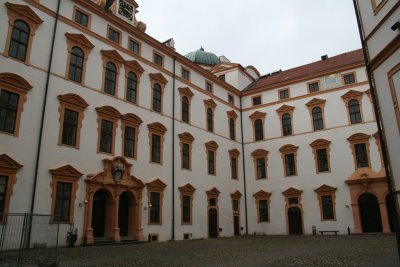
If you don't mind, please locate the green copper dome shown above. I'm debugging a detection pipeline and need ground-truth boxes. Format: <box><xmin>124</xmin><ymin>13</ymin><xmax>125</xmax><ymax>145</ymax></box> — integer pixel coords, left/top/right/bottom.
<box><xmin>185</xmin><ymin>47</ymin><xmax>220</xmax><ymax>66</ymax></box>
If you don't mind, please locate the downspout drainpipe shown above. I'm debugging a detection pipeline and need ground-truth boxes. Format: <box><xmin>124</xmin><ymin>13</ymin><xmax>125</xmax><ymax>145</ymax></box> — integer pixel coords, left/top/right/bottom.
<box><xmin>239</xmin><ymin>95</ymin><xmax>248</xmax><ymax>235</ymax></box>
<box><xmin>171</xmin><ymin>56</ymin><xmax>176</xmax><ymax>241</ymax></box>
<box><xmin>28</xmin><ymin>0</ymin><xmax>61</xmax><ymax>246</ymax></box>
<box><xmin>353</xmin><ymin>0</ymin><xmax>400</xmax><ymax>261</ymax></box>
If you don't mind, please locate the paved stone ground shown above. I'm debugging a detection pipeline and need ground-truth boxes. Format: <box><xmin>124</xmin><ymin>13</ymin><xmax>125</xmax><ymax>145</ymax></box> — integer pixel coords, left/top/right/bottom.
<box><xmin>0</xmin><ymin>235</ymin><xmax>398</xmax><ymax>267</ymax></box>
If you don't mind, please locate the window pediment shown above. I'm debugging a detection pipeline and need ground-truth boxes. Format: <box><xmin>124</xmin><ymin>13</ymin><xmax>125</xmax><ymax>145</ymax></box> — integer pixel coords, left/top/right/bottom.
<box><xmin>125</xmin><ymin>60</ymin><xmax>145</xmax><ymax>74</ymax></box>
<box><xmin>206</xmin><ymin>187</ymin><xmax>220</xmax><ymax>198</ymax></box>
<box><xmin>347</xmin><ymin>133</ymin><xmax>370</xmax><ymax>143</ymax></box>
<box><xmin>204</xmin><ymin>99</ymin><xmax>217</xmax><ymax>109</ymax></box>
<box><xmin>310</xmin><ymin>139</ymin><xmax>331</xmax><ymax>149</ymax></box>
<box><xmin>276</xmin><ymin>104</ymin><xmax>295</xmax><ymax>114</ymax></box>
<box><xmin>149</xmin><ymin>73</ymin><xmax>168</xmax><ymax>85</ymax></box>
<box><xmin>147</xmin><ymin>122</ymin><xmax>167</xmax><ymax>135</ymax></box>
<box><xmin>253</xmin><ymin>190</ymin><xmax>271</xmax><ymax>199</ymax></box>
<box><xmin>178</xmin><ymin>132</ymin><xmax>194</xmax><ymax>143</ymax></box>
<box><xmin>6</xmin><ymin>2</ymin><xmax>43</xmax><ymax>26</ymax></box>
<box><xmin>305</xmin><ymin>98</ymin><xmax>326</xmax><ymax>108</ymax></box>
<box><xmin>205</xmin><ymin>141</ymin><xmax>218</xmax><ymax>151</ymax></box>
<box><xmin>95</xmin><ymin>106</ymin><xmax>121</xmax><ymax>119</ymax></box>
<box><xmin>49</xmin><ymin>165</ymin><xmax>82</xmax><ymax>180</ymax></box>
<box><xmin>341</xmin><ymin>90</ymin><xmax>363</xmax><ymax>101</ymax></box>
<box><xmin>227</xmin><ymin>110</ymin><xmax>238</xmax><ymax>119</ymax></box>
<box><xmin>249</xmin><ymin>111</ymin><xmax>266</xmax><ymax>121</ymax></box>
<box><xmin>178</xmin><ymin>87</ymin><xmax>194</xmax><ymax>98</ymax></box>
<box><xmin>314</xmin><ymin>184</ymin><xmax>337</xmax><ymax>193</ymax></box>
<box><xmin>65</xmin><ymin>33</ymin><xmax>94</xmax><ymax>50</ymax></box>
<box><xmin>0</xmin><ymin>73</ymin><xmax>32</xmax><ymax>92</ymax></box>
<box><xmin>58</xmin><ymin>93</ymin><xmax>89</xmax><ymax>110</ymax></box>
<box><xmin>121</xmin><ymin>113</ymin><xmax>143</xmax><ymax>126</ymax></box>
<box><xmin>0</xmin><ymin>154</ymin><xmax>23</xmax><ymax>171</ymax></box>
<box><xmin>251</xmin><ymin>149</ymin><xmax>268</xmax><ymax>157</ymax></box>
<box><xmin>146</xmin><ymin>178</ymin><xmax>167</xmax><ymax>191</ymax></box>
<box><xmin>100</xmin><ymin>50</ymin><xmax>125</xmax><ymax>64</ymax></box>
<box><xmin>279</xmin><ymin>144</ymin><xmax>298</xmax><ymax>153</ymax></box>
<box><xmin>178</xmin><ymin>183</ymin><xmax>196</xmax><ymax>194</ymax></box>
<box><xmin>282</xmin><ymin>187</ymin><xmax>302</xmax><ymax>197</ymax></box>
<box><xmin>231</xmin><ymin>190</ymin><xmax>242</xmax><ymax>199</ymax></box>
<box><xmin>228</xmin><ymin>149</ymin><xmax>240</xmax><ymax>157</ymax></box>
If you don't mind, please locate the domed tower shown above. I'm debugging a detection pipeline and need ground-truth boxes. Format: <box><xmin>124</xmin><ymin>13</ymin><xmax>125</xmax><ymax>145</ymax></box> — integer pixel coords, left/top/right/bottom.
<box><xmin>185</xmin><ymin>47</ymin><xmax>220</xmax><ymax>70</ymax></box>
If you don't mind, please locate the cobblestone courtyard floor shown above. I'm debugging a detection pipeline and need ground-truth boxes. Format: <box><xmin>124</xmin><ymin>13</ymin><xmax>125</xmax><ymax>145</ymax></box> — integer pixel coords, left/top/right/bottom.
<box><xmin>0</xmin><ymin>235</ymin><xmax>398</xmax><ymax>267</ymax></box>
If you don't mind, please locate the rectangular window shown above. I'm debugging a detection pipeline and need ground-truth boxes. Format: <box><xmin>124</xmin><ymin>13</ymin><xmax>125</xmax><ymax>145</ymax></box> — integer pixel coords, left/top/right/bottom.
<box><xmin>219</xmin><ymin>74</ymin><xmax>226</xmax><ymax>81</ymax></box>
<box><xmin>279</xmin><ymin>89</ymin><xmax>289</xmax><ymax>100</ymax></box>
<box><xmin>54</xmin><ymin>182</ymin><xmax>72</xmax><ymax>222</ymax></box>
<box><xmin>233</xmin><ymin>199</ymin><xmax>239</xmax><ymax>214</ymax></box>
<box><xmin>108</xmin><ymin>27</ymin><xmax>120</xmax><ymax>44</ymax></box>
<box><xmin>316</xmin><ymin>149</ymin><xmax>329</xmax><ymax>172</ymax></box>
<box><xmin>259</xmin><ymin>200</ymin><xmax>268</xmax><ymax>222</ymax></box>
<box><xmin>252</xmin><ymin>96</ymin><xmax>262</xmax><ymax>106</ymax></box>
<box><xmin>321</xmin><ymin>195</ymin><xmax>334</xmax><ymax>220</ymax></box>
<box><xmin>355</xmin><ymin>143</ymin><xmax>369</xmax><ymax>168</ymax></box>
<box><xmin>256</xmin><ymin>158</ymin><xmax>266</xmax><ymax>179</ymax></box>
<box><xmin>0</xmin><ymin>90</ymin><xmax>19</xmax><ymax>134</ymax></box>
<box><xmin>154</xmin><ymin>52</ymin><xmax>163</xmax><ymax>66</ymax></box>
<box><xmin>343</xmin><ymin>73</ymin><xmax>355</xmax><ymax>85</ymax></box>
<box><xmin>182</xmin><ymin>195</ymin><xmax>191</xmax><ymax>224</ymax></box>
<box><xmin>151</xmin><ymin>134</ymin><xmax>161</xmax><ymax>163</ymax></box>
<box><xmin>308</xmin><ymin>82</ymin><xmax>319</xmax><ymax>93</ymax></box>
<box><xmin>208</xmin><ymin>150</ymin><xmax>215</xmax><ymax>175</ymax></box>
<box><xmin>181</xmin><ymin>68</ymin><xmax>190</xmax><ymax>80</ymax></box>
<box><xmin>74</xmin><ymin>9</ymin><xmax>89</xmax><ymax>27</ymax></box>
<box><xmin>285</xmin><ymin>153</ymin><xmax>296</xmax><ymax>176</ymax></box>
<box><xmin>0</xmin><ymin>176</ymin><xmax>8</xmax><ymax>214</ymax></box>
<box><xmin>231</xmin><ymin>157</ymin><xmax>238</xmax><ymax>179</ymax></box>
<box><xmin>61</xmin><ymin>108</ymin><xmax>78</xmax><ymax>146</ymax></box>
<box><xmin>128</xmin><ymin>39</ymin><xmax>140</xmax><ymax>54</ymax></box>
<box><xmin>150</xmin><ymin>192</ymin><xmax>160</xmax><ymax>224</ymax></box>
<box><xmin>206</xmin><ymin>82</ymin><xmax>213</xmax><ymax>93</ymax></box>
<box><xmin>228</xmin><ymin>94</ymin><xmax>234</xmax><ymax>105</ymax></box>
<box><xmin>288</xmin><ymin>197</ymin><xmax>298</xmax><ymax>205</ymax></box>
<box><xmin>123</xmin><ymin>126</ymin><xmax>135</xmax><ymax>158</ymax></box>
<box><xmin>182</xmin><ymin>143</ymin><xmax>190</xmax><ymax>169</ymax></box>
<box><xmin>100</xmin><ymin>119</ymin><xmax>113</xmax><ymax>153</ymax></box>
<box><xmin>209</xmin><ymin>198</ymin><xmax>216</xmax><ymax>206</ymax></box>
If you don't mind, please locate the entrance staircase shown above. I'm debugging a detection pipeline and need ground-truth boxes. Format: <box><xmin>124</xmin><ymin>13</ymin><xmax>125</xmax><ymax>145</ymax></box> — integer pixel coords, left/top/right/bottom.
<box><xmin>91</xmin><ymin>237</ymin><xmax>146</xmax><ymax>246</ymax></box>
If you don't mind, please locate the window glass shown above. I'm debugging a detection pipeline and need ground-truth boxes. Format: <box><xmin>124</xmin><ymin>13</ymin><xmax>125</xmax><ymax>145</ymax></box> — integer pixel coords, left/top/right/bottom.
<box><xmin>285</xmin><ymin>153</ymin><xmax>296</xmax><ymax>176</ymax></box>
<box><xmin>153</xmin><ymin>83</ymin><xmax>162</xmax><ymax>112</ymax></box>
<box><xmin>126</xmin><ymin>72</ymin><xmax>137</xmax><ymax>103</ymax></box>
<box><xmin>124</xmin><ymin>126</ymin><xmax>135</xmax><ymax>158</ymax></box>
<box><xmin>129</xmin><ymin>39</ymin><xmax>139</xmax><ymax>54</ymax></box>
<box><xmin>207</xmin><ymin>108</ymin><xmax>213</xmax><ymax>132</ymax></box>
<box><xmin>100</xmin><ymin>119</ymin><xmax>113</xmax><ymax>153</ymax></box>
<box><xmin>182</xmin><ymin>143</ymin><xmax>190</xmax><ymax>169</ymax></box>
<box><xmin>348</xmin><ymin>99</ymin><xmax>361</xmax><ymax>124</ymax></box>
<box><xmin>252</xmin><ymin>96</ymin><xmax>261</xmax><ymax>106</ymax></box>
<box><xmin>256</xmin><ymin>158</ymin><xmax>266</xmax><ymax>179</ymax></box>
<box><xmin>154</xmin><ymin>53</ymin><xmax>163</xmax><ymax>66</ymax></box>
<box><xmin>62</xmin><ymin>108</ymin><xmax>78</xmax><ymax>146</ymax></box>
<box><xmin>229</xmin><ymin>118</ymin><xmax>235</xmax><ymax>140</ymax></box>
<box><xmin>279</xmin><ymin>89</ymin><xmax>289</xmax><ymax>100</ymax></box>
<box><xmin>344</xmin><ymin>74</ymin><xmax>355</xmax><ymax>85</ymax></box>
<box><xmin>182</xmin><ymin>96</ymin><xmax>189</xmax><ymax>123</ymax></box>
<box><xmin>108</xmin><ymin>27</ymin><xmax>120</xmax><ymax>44</ymax></box>
<box><xmin>150</xmin><ymin>192</ymin><xmax>160</xmax><ymax>223</ymax></box>
<box><xmin>282</xmin><ymin>113</ymin><xmax>292</xmax><ymax>136</ymax></box>
<box><xmin>355</xmin><ymin>143</ymin><xmax>369</xmax><ymax>168</ymax></box>
<box><xmin>182</xmin><ymin>195</ymin><xmax>191</xmax><ymax>223</ymax></box>
<box><xmin>254</xmin><ymin>119</ymin><xmax>264</xmax><ymax>141</ymax></box>
<box><xmin>308</xmin><ymin>82</ymin><xmax>319</xmax><ymax>93</ymax></box>
<box><xmin>54</xmin><ymin>182</ymin><xmax>72</xmax><ymax>221</ymax></box>
<box><xmin>259</xmin><ymin>200</ymin><xmax>268</xmax><ymax>222</ymax></box>
<box><xmin>316</xmin><ymin>148</ymin><xmax>329</xmax><ymax>172</ymax></box>
<box><xmin>104</xmin><ymin>62</ymin><xmax>117</xmax><ymax>96</ymax></box>
<box><xmin>208</xmin><ymin>150</ymin><xmax>215</xmax><ymax>174</ymax></box>
<box><xmin>312</xmin><ymin>107</ymin><xmax>323</xmax><ymax>131</ymax></box>
<box><xmin>0</xmin><ymin>90</ymin><xmax>19</xmax><ymax>133</ymax></box>
<box><xmin>151</xmin><ymin>134</ymin><xmax>161</xmax><ymax>163</ymax></box>
<box><xmin>231</xmin><ymin>157</ymin><xmax>238</xmax><ymax>179</ymax></box>
<box><xmin>74</xmin><ymin>10</ymin><xmax>89</xmax><ymax>27</ymax></box>
<box><xmin>0</xmin><ymin>176</ymin><xmax>8</xmax><ymax>214</ymax></box>
<box><xmin>321</xmin><ymin>195</ymin><xmax>334</xmax><ymax>220</ymax></box>
<box><xmin>9</xmin><ymin>20</ymin><xmax>30</xmax><ymax>62</ymax></box>
<box><xmin>206</xmin><ymin>82</ymin><xmax>213</xmax><ymax>93</ymax></box>
<box><xmin>69</xmin><ymin>47</ymin><xmax>84</xmax><ymax>83</ymax></box>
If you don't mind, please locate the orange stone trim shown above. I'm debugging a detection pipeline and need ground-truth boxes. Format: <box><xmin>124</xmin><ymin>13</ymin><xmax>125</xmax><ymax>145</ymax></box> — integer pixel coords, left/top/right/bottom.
<box><xmin>146</xmin><ymin>179</ymin><xmax>167</xmax><ymax>225</ymax></box>
<box><xmin>121</xmin><ymin>113</ymin><xmax>142</xmax><ymax>160</ymax></box>
<box><xmin>178</xmin><ymin>183</ymin><xmax>196</xmax><ymax>225</ymax></box>
<box><xmin>347</xmin><ymin>133</ymin><xmax>373</xmax><ymax>177</ymax></box>
<box><xmin>314</xmin><ymin>184</ymin><xmax>337</xmax><ymax>221</ymax></box>
<box><xmin>253</xmin><ymin>190</ymin><xmax>271</xmax><ymax>223</ymax></box>
<box><xmin>147</xmin><ymin>122</ymin><xmax>167</xmax><ymax>165</ymax></box>
<box><xmin>95</xmin><ymin>106</ymin><xmax>121</xmax><ymax>155</ymax></box>
<box><xmin>249</xmin><ymin>111</ymin><xmax>266</xmax><ymax>141</ymax></box>
<box><xmin>310</xmin><ymin>139</ymin><xmax>331</xmax><ymax>174</ymax></box>
<box><xmin>178</xmin><ymin>132</ymin><xmax>194</xmax><ymax>171</ymax></box>
<box><xmin>228</xmin><ymin>149</ymin><xmax>240</xmax><ymax>158</ymax></box>
<box><xmin>100</xmin><ymin>50</ymin><xmax>124</xmax><ymax>96</ymax></box>
<box><xmin>387</xmin><ymin>63</ymin><xmax>400</xmax><ymax>134</ymax></box>
<box><xmin>282</xmin><ymin>187</ymin><xmax>304</xmax><ymax>234</ymax></box>
<box><xmin>251</xmin><ymin>149</ymin><xmax>268</xmax><ymax>180</ymax></box>
<box><xmin>276</xmin><ymin>105</ymin><xmax>295</xmax><ymax>136</ymax></box>
<box><xmin>206</xmin><ymin>187</ymin><xmax>220</xmax><ymax>199</ymax></box>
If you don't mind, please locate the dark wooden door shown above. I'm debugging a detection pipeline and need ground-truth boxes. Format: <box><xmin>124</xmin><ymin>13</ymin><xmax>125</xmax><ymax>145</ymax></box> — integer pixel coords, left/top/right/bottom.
<box><xmin>118</xmin><ymin>192</ymin><xmax>130</xmax><ymax>237</ymax></box>
<box><xmin>92</xmin><ymin>190</ymin><xmax>106</xmax><ymax>238</ymax></box>
<box><xmin>359</xmin><ymin>193</ymin><xmax>382</xmax><ymax>233</ymax></box>
<box><xmin>208</xmin><ymin>208</ymin><xmax>218</xmax><ymax>238</ymax></box>
<box><xmin>234</xmin><ymin>216</ymin><xmax>240</xmax><ymax>236</ymax></box>
<box><xmin>386</xmin><ymin>195</ymin><xmax>395</xmax><ymax>233</ymax></box>
<box><xmin>288</xmin><ymin>207</ymin><xmax>303</xmax><ymax>235</ymax></box>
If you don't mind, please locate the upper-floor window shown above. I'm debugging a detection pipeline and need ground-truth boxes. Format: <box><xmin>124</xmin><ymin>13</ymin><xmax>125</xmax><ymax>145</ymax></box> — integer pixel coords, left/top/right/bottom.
<box><xmin>312</xmin><ymin>107</ymin><xmax>324</xmax><ymax>131</ymax></box>
<box><xmin>128</xmin><ymin>39</ymin><xmax>140</xmax><ymax>54</ymax></box>
<box><xmin>218</xmin><ymin>74</ymin><xmax>225</xmax><ymax>81</ymax></box>
<box><xmin>355</xmin><ymin>143</ymin><xmax>369</xmax><ymax>168</ymax></box>
<box><xmin>182</xmin><ymin>143</ymin><xmax>190</xmax><ymax>170</ymax></box>
<box><xmin>147</xmin><ymin>122</ymin><xmax>167</xmax><ymax>164</ymax></box>
<box><xmin>343</xmin><ymin>73</ymin><xmax>356</xmax><ymax>85</ymax></box>
<box><xmin>0</xmin><ymin>176</ymin><xmax>8</xmax><ymax>215</ymax></box>
<box><xmin>282</xmin><ymin>113</ymin><xmax>292</xmax><ymax>136</ymax></box>
<box><xmin>252</xmin><ymin>96</ymin><xmax>262</xmax><ymax>106</ymax></box>
<box><xmin>61</xmin><ymin>109</ymin><xmax>78</xmax><ymax>146</ymax></box>
<box><xmin>126</xmin><ymin>72</ymin><xmax>137</xmax><ymax>103</ymax></box>
<box><xmin>68</xmin><ymin>47</ymin><xmax>84</xmax><ymax>83</ymax></box>
<box><xmin>107</xmin><ymin>26</ymin><xmax>120</xmax><ymax>44</ymax></box>
<box><xmin>8</xmin><ymin>20</ymin><xmax>30</xmax><ymax>62</ymax></box>
<box><xmin>100</xmin><ymin>119</ymin><xmax>113</xmax><ymax>153</ymax></box>
<box><xmin>348</xmin><ymin>99</ymin><xmax>362</xmax><ymax>124</ymax></box>
<box><xmin>308</xmin><ymin>82</ymin><xmax>319</xmax><ymax>93</ymax></box>
<box><xmin>104</xmin><ymin>62</ymin><xmax>117</xmax><ymax>96</ymax></box>
<box><xmin>206</xmin><ymin>82</ymin><xmax>213</xmax><ymax>93</ymax></box>
<box><xmin>254</xmin><ymin>119</ymin><xmax>264</xmax><ymax>141</ymax></box>
<box><xmin>181</xmin><ymin>68</ymin><xmax>190</xmax><ymax>81</ymax></box>
<box><xmin>231</xmin><ymin>156</ymin><xmax>238</xmax><ymax>179</ymax></box>
<box><xmin>0</xmin><ymin>90</ymin><xmax>19</xmax><ymax>134</ymax></box>
<box><xmin>151</xmin><ymin>134</ymin><xmax>161</xmax><ymax>163</ymax></box>
<box><xmin>152</xmin><ymin>83</ymin><xmax>162</xmax><ymax>113</ymax></box>
<box><xmin>182</xmin><ymin>96</ymin><xmax>189</xmax><ymax>123</ymax></box>
<box><xmin>154</xmin><ymin>52</ymin><xmax>163</xmax><ymax>66</ymax></box>
<box><xmin>207</xmin><ymin>108</ymin><xmax>213</xmax><ymax>132</ymax></box>
<box><xmin>74</xmin><ymin>8</ymin><xmax>89</xmax><ymax>27</ymax></box>
<box><xmin>208</xmin><ymin>150</ymin><xmax>215</xmax><ymax>175</ymax></box>
<box><xmin>285</xmin><ymin>154</ymin><xmax>296</xmax><ymax>176</ymax></box>
<box><xmin>123</xmin><ymin>126</ymin><xmax>136</xmax><ymax>158</ymax></box>
<box><xmin>228</xmin><ymin>94</ymin><xmax>234</xmax><ymax>105</ymax></box>
<box><xmin>316</xmin><ymin>149</ymin><xmax>329</xmax><ymax>172</ymax></box>
<box><xmin>258</xmin><ymin>200</ymin><xmax>269</xmax><ymax>222</ymax></box>
<box><xmin>279</xmin><ymin>89</ymin><xmax>289</xmax><ymax>100</ymax></box>
<box><xmin>256</xmin><ymin>158</ymin><xmax>266</xmax><ymax>179</ymax></box>
<box><xmin>182</xmin><ymin>195</ymin><xmax>191</xmax><ymax>224</ymax></box>
<box><xmin>229</xmin><ymin>118</ymin><xmax>235</xmax><ymax>140</ymax></box>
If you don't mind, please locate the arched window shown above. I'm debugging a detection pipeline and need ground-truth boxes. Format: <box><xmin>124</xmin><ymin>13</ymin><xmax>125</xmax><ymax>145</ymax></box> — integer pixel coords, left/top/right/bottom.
<box><xmin>348</xmin><ymin>99</ymin><xmax>361</xmax><ymax>124</ymax></box>
<box><xmin>282</xmin><ymin>113</ymin><xmax>292</xmax><ymax>136</ymax></box>
<box><xmin>68</xmin><ymin>47</ymin><xmax>84</xmax><ymax>83</ymax></box>
<box><xmin>182</xmin><ymin>96</ymin><xmax>189</xmax><ymax>123</ymax></box>
<box><xmin>153</xmin><ymin>83</ymin><xmax>162</xmax><ymax>112</ymax></box>
<box><xmin>126</xmin><ymin>72</ymin><xmax>137</xmax><ymax>103</ymax></box>
<box><xmin>312</xmin><ymin>107</ymin><xmax>323</xmax><ymax>131</ymax></box>
<box><xmin>8</xmin><ymin>20</ymin><xmax>30</xmax><ymax>62</ymax></box>
<box><xmin>254</xmin><ymin>119</ymin><xmax>264</xmax><ymax>141</ymax></box>
<box><xmin>207</xmin><ymin>108</ymin><xmax>213</xmax><ymax>132</ymax></box>
<box><xmin>104</xmin><ymin>62</ymin><xmax>117</xmax><ymax>96</ymax></box>
<box><xmin>229</xmin><ymin>118</ymin><xmax>235</xmax><ymax>140</ymax></box>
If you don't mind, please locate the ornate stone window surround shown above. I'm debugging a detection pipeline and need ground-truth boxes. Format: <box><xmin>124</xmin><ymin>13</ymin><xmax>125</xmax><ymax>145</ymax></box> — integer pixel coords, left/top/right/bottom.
<box><xmin>178</xmin><ymin>132</ymin><xmax>195</xmax><ymax>171</ymax></box>
<box><xmin>227</xmin><ymin>110</ymin><xmax>238</xmax><ymax>141</ymax></box>
<box><xmin>251</xmin><ymin>149</ymin><xmax>269</xmax><ymax>180</ymax></box>
<box><xmin>149</xmin><ymin>73</ymin><xmax>168</xmax><ymax>114</ymax></box>
<box><xmin>57</xmin><ymin>93</ymin><xmax>89</xmax><ymax>149</ymax></box>
<box><xmin>100</xmin><ymin>50</ymin><xmax>124</xmax><ymax>97</ymax></box>
<box><xmin>341</xmin><ymin>90</ymin><xmax>364</xmax><ymax>125</ymax></box>
<box><xmin>96</xmin><ymin>106</ymin><xmax>121</xmax><ymax>155</ymax></box>
<box><xmin>279</xmin><ymin>144</ymin><xmax>298</xmax><ymax>177</ymax></box>
<box><xmin>310</xmin><ymin>139</ymin><xmax>331</xmax><ymax>174</ymax></box>
<box><xmin>305</xmin><ymin>98</ymin><xmax>326</xmax><ymax>131</ymax></box>
<box><xmin>347</xmin><ymin>133</ymin><xmax>371</xmax><ymax>170</ymax></box>
<box><xmin>253</xmin><ymin>190</ymin><xmax>271</xmax><ymax>223</ymax></box>
<box><xmin>204</xmin><ymin>99</ymin><xmax>217</xmax><ymax>133</ymax></box>
<box><xmin>65</xmin><ymin>33</ymin><xmax>94</xmax><ymax>85</ymax></box>
<box><xmin>147</xmin><ymin>122</ymin><xmax>167</xmax><ymax>165</ymax></box>
<box><xmin>205</xmin><ymin>141</ymin><xmax>218</xmax><ymax>176</ymax></box>
<box><xmin>0</xmin><ymin>73</ymin><xmax>33</xmax><ymax>137</ymax></box>
<box><xmin>146</xmin><ymin>179</ymin><xmax>167</xmax><ymax>225</ymax></box>
<box><xmin>179</xmin><ymin>87</ymin><xmax>194</xmax><ymax>124</ymax></box>
<box><xmin>249</xmin><ymin>111</ymin><xmax>266</xmax><ymax>142</ymax></box>
<box><xmin>276</xmin><ymin>105</ymin><xmax>295</xmax><ymax>137</ymax></box>
<box><xmin>178</xmin><ymin>183</ymin><xmax>196</xmax><ymax>225</ymax></box>
<box><xmin>314</xmin><ymin>184</ymin><xmax>337</xmax><ymax>221</ymax></box>
<box><xmin>228</xmin><ymin>149</ymin><xmax>240</xmax><ymax>180</ymax></box>
<box><xmin>4</xmin><ymin>2</ymin><xmax>43</xmax><ymax>64</ymax></box>
<box><xmin>72</xmin><ymin>6</ymin><xmax>92</xmax><ymax>29</ymax></box>
<box><xmin>124</xmin><ymin>60</ymin><xmax>144</xmax><ymax>104</ymax></box>
<box><xmin>121</xmin><ymin>113</ymin><xmax>143</xmax><ymax>160</ymax></box>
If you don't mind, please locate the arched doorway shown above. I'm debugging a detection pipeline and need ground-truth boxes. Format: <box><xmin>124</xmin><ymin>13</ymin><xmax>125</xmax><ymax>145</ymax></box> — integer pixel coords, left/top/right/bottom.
<box><xmin>386</xmin><ymin>194</ymin><xmax>395</xmax><ymax>233</ymax></box>
<box><xmin>359</xmin><ymin>193</ymin><xmax>382</xmax><ymax>233</ymax></box>
<box><xmin>92</xmin><ymin>189</ymin><xmax>112</xmax><ymax>238</ymax></box>
<box><xmin>118</xmin><ymin>191</ymin><xmax>135</xmax><ymax>237</ymax></box>
<box><xmin>208</xmin><ymin>208</ymin><xmax>218</xmax><ymax>238</ymax></box>
<box><xmin>288</xmin><ymin>207</ymin><xmax>303</xmax><ymax>235</ymax></box>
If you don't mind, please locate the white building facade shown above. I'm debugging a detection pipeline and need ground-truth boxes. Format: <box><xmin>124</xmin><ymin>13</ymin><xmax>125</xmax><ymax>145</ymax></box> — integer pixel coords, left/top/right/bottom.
<box><xmin>0</xmin><ymin>0</ymin><xmax>394</xmax><ymax>245</ymax></box>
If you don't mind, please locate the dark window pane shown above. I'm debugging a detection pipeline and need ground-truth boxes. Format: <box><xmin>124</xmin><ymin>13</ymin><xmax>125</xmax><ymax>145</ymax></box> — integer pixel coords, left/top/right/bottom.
<box><xmin>208</xmin><ymin>150</ymin><xmax>215</xmax><ymax>174</ymax></box>
<box><xmin>254</xmin><ymin>119</ymin><xmax>264</xmax><ymax>141</ymax></box>
<box><xmin>182</xmin><ymin>143</ymin><xmax>190</xmax><ymax>169</ymax></box>
<box><xmin>182</xmin><ymin>96</ymin><xmax>189</xmax><ymax>123</ymax></box>
<box><xmin>282</xmin><ymin>113</ymin><xmax>292</xmax><ymax>136</ymax></box>
<box><xmin>288</xmin><ymin>197</ymin><xmax>298</xmax><ymax>205</ymax></box>
<box><xmin>0</xmin><ymin>90</ymin><xmax>19</xmax><ymax>133</ymax></box>
<box><xmin>321</xmin><ymin>195</ymin><xmax>334</xmax><ymax>220</ymax></box>
<box><xmin>124</xmin><ymin>126</ymin><xmax>135</xmax><ymax>158</ymax></box>
<box><xmin>104</xmin><ymin>62</ymin><xmax>117</xmax><ymax>96</ymax></box>
<box><xmin>62</xmin><ymin>108</ymin><xmax>78</xmax><ymax>146</ymax></box>
<box><xmin>126</xmin><ymin>72</ymin><xmax>137</xmax><ymax>103</ymax></box>
<box><xmin>279</xmin><ymin>89</ymin><xmax>289</xmax><ymax>99</ymax></box>
<box><xmin>182</xmin><ymin>195</ymin><xmax>191</xmax><ymax>223</ymax></box>
<box><xmin>150</xmin><ymin>192</ymin><xmax>160</xmax><ymax>223</ymax></box>
<box><xmin>154</xmin><ymin>53</ymin><xmax>163</xmax><ymax>66</ymax></box>
<box><xmin>209</xmin><ymin>198</ymin><xmax>216</xmax><ymax>206</ymax></box>
<box><xmin>228</xmin><ymin>95</ymin><xmax>234</xmax><ymax>105</ymax></box>
<box><xmin>8</xmin><ymin>20</ymin><xmax>30</xmax><ymax>62</ymax></box>
<box><xmin>344</xmin><ymin>74</ymin><xmax>355</xmax><ymax>85</ymax></box>
<box><xmin>348</xmin><ymin>99</ymin><xmax>361</xmax><ymax>124</ymax></box>
<box><xmin>207</xmin><ymin>108</ymin><xmax>213</xmax><ymax>132</ymax></box>
<box><xmin>75</xmin><ymin>10</ymin><xmax>89</xmax><ymax>27</ymax></box>
<box><xmin>317</xmin><ymin>149</ymin><xmax>329</xmax><ymax>172</ymax></box>
<box><xmin>100</xmin><ymin>119</ymin><xmax>113</xmax><ymax>153</ymax></box>
<box><xmin>69</xmin><ymin>47</ymin><xmax>84</xmax><ymax>83</ymax></box>
<box><xmin>108</xmin><ymin>28</ymin><xmax>120</xmax><ymax>43</ymax></box>
<box><xmin>259</xmin><ymin>200</ymin><xmax>268</xmax><ymax>222</ymax></box>
<box><xmin>151</xmin><ymin>134</ymin><xmax>161</xmax><ymax>163</ymax></box>
<box><xmin>153</xmin><ymin>83</ymin><xmax>162</xmax><ymax>112</ymax></box>
<box><xmin>218</xmin><ymin>74</ymin><xmax>225</xmax><ymax>81</ymax></box>
<box><xmin>206</xmin><ymin>82</ymin><xmax>213</xmax><ymax>93</ymax></box>
<box><xmin>229</xmin><ymin>118</ymin><xmax>235</xmax><ymax>140</ymax></box>
<box><xmin>285</xmin><ymin>153</ymin><xmax>296</xmax><ymax>176</ymax></box>
<box><xmin>182</xmin><ymin>68</ymin><xmax>190</xmax><ymax>80</ymax></box>
<box><xmin>0</xmin><ymin>176</ymin><xmax>8</xmax><ymax>214</ymax></box>
<box><xmin>54</xmin><ymin>182</ymin><xmax>72</xmax><ymax>221</ymax></box>
<box><xmin>309</xmin><ymin>82</ymin><xmax>319</xmax><ymax>93</ymax></box>
<box><xmin>312</xmin><ymin>107</ymin><xmax>324</xmax><ymax>131</ymax></box>
<box><xmin>231</xmin><ymin>157</ymin><xmax>238</xmax><ymax>179</ymax></box>
<box><xmin>252</xmin><ymin>96</ymin><xmax>261</xmax><ymax>106</ymax></box>
<box><xmin>355</xmin><ymin>143</ymin><xmax>369</xmax><ymax>168</ymax></box>
<box><xmin>129</xmin><ymin>40</ymin><xmax>139</xmax><ymax>54</ymax></box>
<box><xmin>256</xmin><ymin>158</ymin><xmax>266</xmax><ymax>179</ymax></box>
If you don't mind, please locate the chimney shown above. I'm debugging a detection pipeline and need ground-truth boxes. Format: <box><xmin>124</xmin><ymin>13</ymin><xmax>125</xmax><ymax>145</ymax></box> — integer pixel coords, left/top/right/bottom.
<box><xmin>321</xmin><ymin>55</ymin><xmax>328</xmax><ymax>60</ymax></box>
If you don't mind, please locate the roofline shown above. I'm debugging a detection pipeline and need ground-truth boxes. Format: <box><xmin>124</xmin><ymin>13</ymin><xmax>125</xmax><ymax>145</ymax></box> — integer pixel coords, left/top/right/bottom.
<box><xmin>242</xmin><ymin>61</ymin><xmax>365</xmax><ymax>96</ymax></box>
<box><xmin>211</xmin><ymin>63</ymin><xmax>256</xmax><ymax>82</ymax></box>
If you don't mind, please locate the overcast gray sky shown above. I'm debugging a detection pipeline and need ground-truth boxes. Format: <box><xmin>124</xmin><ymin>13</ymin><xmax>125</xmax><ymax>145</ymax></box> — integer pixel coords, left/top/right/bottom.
<box><xmin>136</xmin><ymin>0</ymin><xmax>362</xmax><ymax>75</ymax></box>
